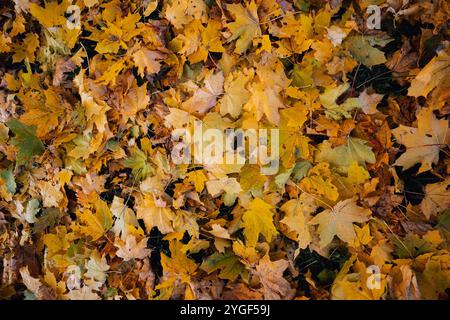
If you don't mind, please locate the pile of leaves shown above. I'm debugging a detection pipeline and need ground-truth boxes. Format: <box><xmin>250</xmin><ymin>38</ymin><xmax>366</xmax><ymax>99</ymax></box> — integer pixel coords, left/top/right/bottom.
<box><xmin>0</xmin><ymin>0</ymin><xmax>449</xmax><ymax>300</ymax></box>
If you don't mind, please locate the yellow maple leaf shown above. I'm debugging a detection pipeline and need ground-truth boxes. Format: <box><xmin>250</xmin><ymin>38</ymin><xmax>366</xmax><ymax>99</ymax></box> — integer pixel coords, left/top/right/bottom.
<box><xmin>182</xmin><ymin>71</ymin><xmax>224</xmax><ymax>115</ymax></box>
<box><xmin>132</xmin><ymin>47</ymin><xmax>165</xmax><ymax>77</ymax></box>
<box><xmin>186</xmin><ymin>169</ymin><xmax>207</xmax><ymax>192</ymax></box>
<box><xmin>165</xmin><ymin>0</ymin><xmax>206</xmax><ymax>29</ymax></box>
<box><xmin>206</xmin><ymin>177</ymin><xmax>241</xmax><ymax>206</ymax></box>
<box><xmin>73</xmin><ymin>198</ymin><xmax>113</xmax><ymax>241</ymax></box>
<box><xmin>19</xmin><ymin>89</ymin><xmax>66</xmax><ymax>138</ymax></box>
<box><xmin>219</xmin><ymin>69</ymin><xmax>253</xmax><ymax>118</ymax></box>
<box><xmin>350</xmin><ymin>224</ymin><xmax>372</xmax><ymax>248</ymax></box>
<box><xmin>346</xmin><ymin>162</ymin><xmax>370</xmax><ymax>185</ymax></box>
<box><xmin>280</xmin><ymin>194</ymin><xmax>317</xmax><ymax>250</ymax></box>
<box><xmin>279</xmin><ymin>105</ymin><xmax>310</xmax><ymax>168</ymax></box>
<box><xmin>244</xmin><ymin>55</ymin><xmax>290</xmax><ymax>125</ymax></box>
<box><xmin>331</xmin><ymin>255</ymin><xmax>387</xmax><ymax>300</ymax></box>
<box><xmin>299</xmin><ymin>162</ymin><xmax>339</xmax><ymax>201</ymax></box>
<box><xmin>392</xmin><ymin>107</ymin><xmax>449</xmax><ymax>173</ymax></box>
<box><xmin>309</xmin><ymin>199</ymin><xmax>371</xmax><ymax>248</ymax></box>
<box><xmin>309</xmin><ymin>198</ymin><xmax>371</xmax><ymax>248</ymax></box>
<box><xmin>135</xmin><ymin>194</ymin><xmax>175</xmax><ymax>234</ymax></box>
<box><xmin>12</xmin><ymin>33</ymin><xmax>39</xmax><ymax>63</ymax></box>
<box><xmin>157</xmin><ymin>239</ymin><xmax>198</xmax><ymax>299</ymax></box>
<box><xmin>10</xmin><ymin>14</ymin><xmax>25</xmax><ymax>37</ymax></box>
<box><xmin>242</xmin><ymin>198</ymin><xmax>278</xmax><ymax>246</ymax></box>
<box><xmin>420</xmin><ymin>177</ymin><xmax>450</xmax><ymax>220</ymax></box>
<box><xmin>89</xmin><ymin>13</ymin><xmax>141</xmax><ymax>54</ymax></box>
<box><xmin>29</xmin><ymin>2</ymin><xmax>67</xmax><ymax>28</ymax></box>
<box><xmin>408</xmin><ymin>50</ymin><xmax>450</xmax><ymax>98</ymax></box>
<box><xmin>226</xmin><ymin>1</ymin><xmax>261</xmax><ymax>54</ymax></box>
<box><xmin>188</xmin><ymin>19</ymin><xmax>225</xmax><ymax>64</ymax></box>
<box><xmin>280</xmin><ymin>104</ymin><xmax>309</xmax><ymax>128</ymax></box>
<box><xmin>43</xmin><ymin>226</ymin><xmax>70</xmax><ymax>258</ymax></box>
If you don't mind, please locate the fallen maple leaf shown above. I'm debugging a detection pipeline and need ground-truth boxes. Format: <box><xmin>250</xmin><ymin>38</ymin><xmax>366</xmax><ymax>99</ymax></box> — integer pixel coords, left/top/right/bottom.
<box><xmin>392</xmin><ymin>107</ymin><xmax>449</xmax><ymax>173</ymax></box>
<box><xmin>242</xmin><ymin>198</ymin><xmax>278</xmax><ymax>247</ymax></box>
<box><xmin>226</xmin><ymin>1</ymin><xmax>261</xmax><ymax>54</ymax></box>
<box><xmin>254</xmin><ymin>255</ymin><xmax>294</xmax><ymax>300</ymax></box>
<box><xmin>420</xmin><ymin>178</ymin><xmax>450</xmax><ymax>220</ymax></box>
<box><xmin>115</xmin><ymin>235</ymin><xmax>151</xmax><ymax>261</ymax></box>
<box><xmin>280</xmin><ymin>194</ymin><xmax>317</xmax><ymax>251</ymax></box>
<box><xmin>309</xmin><ymin>198</ymin><xmax>371</xmax><ymax>248</ymax></box>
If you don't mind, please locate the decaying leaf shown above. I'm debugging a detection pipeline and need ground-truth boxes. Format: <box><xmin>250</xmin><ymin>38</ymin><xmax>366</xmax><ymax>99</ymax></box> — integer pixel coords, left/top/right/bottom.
<box><xmin>309</xmin><ymin>199</ymin><xmax>371</xmax><ymax>248</ymax></box>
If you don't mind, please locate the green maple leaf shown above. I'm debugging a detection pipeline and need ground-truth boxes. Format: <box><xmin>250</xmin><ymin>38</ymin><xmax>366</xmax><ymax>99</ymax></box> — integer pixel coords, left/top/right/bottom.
<box><xmin>345</xmin><ymin>35</ymin><xmax>387</xmax><ymax>67</ymax></box>
<box><xmin>201</xmin><ymin>251</ymin><xmax>244</xmax><ymax>281</ymax></box>
<box><xmin>0</xmin><ymin>166</ymin><xmax>16</xmax><ymax>194</ymax></box>
<box><xmin>33</xmin><ymin>208</ymin><xmax>63</xmax><ymax>234</ymax></box>
<box><xmin>417</xmin><ymin>260</ymin><xmax>450</xmax><ymax>299</ymax></box>
<box><xmin>316</xmin><ymin>137</ymin><xmax>376</xmax><ymax>173</ymax></box>
<box><xmin>122</xmin><ymin>147</ymin><xmax>154</xmax><ymax>180</ymax></box>
<box><xmin>437</xmin><ymin>209</ymin><xmax>450</xmax><ymax>248</ymax></box>
<box><xmin>392</xmin><ymin>233</ymin><xmax>433</xmax><ymax>259</ymax></box>
<box><xmin>6</xmin><ymin>119</ymin><xmax>45</xmax><ymax>166</ymax></box>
